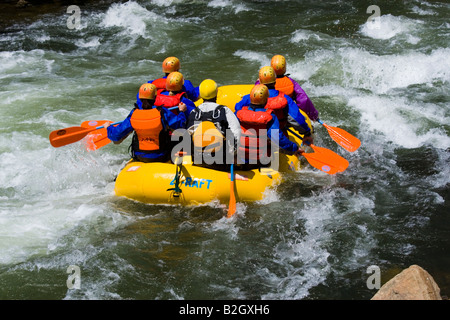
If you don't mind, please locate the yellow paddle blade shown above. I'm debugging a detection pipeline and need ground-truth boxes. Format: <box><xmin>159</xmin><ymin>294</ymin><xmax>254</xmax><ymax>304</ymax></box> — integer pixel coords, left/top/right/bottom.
<box><xmin>322</xmin><ymin>122</ymin><xmax>361</xmax><ymax>152</ymax></box>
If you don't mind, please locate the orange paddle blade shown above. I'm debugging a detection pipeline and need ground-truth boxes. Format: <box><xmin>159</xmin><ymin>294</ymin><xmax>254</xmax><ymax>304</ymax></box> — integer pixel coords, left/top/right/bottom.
<box><xmin>227</xmin><ymin>164</ymin><xmax>237</xmax><ymax>218</ymax></box>
<box><xmin>302</xmin><ymin>145</ymin><xmax>349</xmax><ymax>174</ymax></box>
<box><xmin>86</xmin><ymin>130</ymin><xmax>111</xmax><ymax>150</ymax></box>
<box><xmin>81</xmin><ymin>120</ymin><xmax>112</xmax><ymax>151</ymax></box>
<box><xmin>49</xmin><ymin>126</ymin><xmax>94</xmax><ymax>148</ymax></box>
<box><xmin>321</xmin><ymin>122</ymin><xmax>361</xmax><ymax>152</ymax></box>
<box><xmin>227</xmin><ymin>181</ymin><xmax>237</xmax><ymax>218</ymax></box>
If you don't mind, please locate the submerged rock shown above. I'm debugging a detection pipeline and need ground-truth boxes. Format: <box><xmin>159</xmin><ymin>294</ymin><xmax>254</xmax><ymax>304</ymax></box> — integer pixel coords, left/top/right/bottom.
<box><xmin>371</xmin><ymin>265</ymin><xmax>442</xmax><ymax>300</ymax></box>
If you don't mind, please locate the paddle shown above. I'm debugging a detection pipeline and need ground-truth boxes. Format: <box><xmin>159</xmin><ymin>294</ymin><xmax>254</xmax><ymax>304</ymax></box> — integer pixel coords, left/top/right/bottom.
<box><xmin>81</xmin><ymin>120</ymin><xmax>115</xmax><ymax>151</ymax></box>
<box><xmin>49</xmin><ymin>121</ymin><xmax>122</xmax><ymax>148</ymax></box>
<box><xmin>227</xmin><ymin>164</ymin><xmax>237</xmax><ymax>218</ymax></box>
<box><xmin>317</xmin><ymin>119</ymin><xmax>361</xmax><ymax>152</ymax></box>
<box><xmin>50</xmin><ymin>106</ymin><xmax>180</xmax><ymax>149</ymax></box>
<box><xmin>287</xmin><ymin>128</ymin><xmax>349</xmax><ymax>174</ymax></box>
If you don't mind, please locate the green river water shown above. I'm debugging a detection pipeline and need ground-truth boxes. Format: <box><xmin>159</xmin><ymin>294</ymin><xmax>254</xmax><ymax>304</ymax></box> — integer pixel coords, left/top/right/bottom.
<box><xmin>0</xmin><ymin>0</ymin><xmax>449</xmax><ymax>303</ymax></box>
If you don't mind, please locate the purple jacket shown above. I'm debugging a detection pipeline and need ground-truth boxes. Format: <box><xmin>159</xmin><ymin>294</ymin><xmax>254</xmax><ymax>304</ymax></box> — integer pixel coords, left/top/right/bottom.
<box><xmin>256</xmin><ymin>76</ymin><xmax>319</xmax><ymax>121</ymax></box>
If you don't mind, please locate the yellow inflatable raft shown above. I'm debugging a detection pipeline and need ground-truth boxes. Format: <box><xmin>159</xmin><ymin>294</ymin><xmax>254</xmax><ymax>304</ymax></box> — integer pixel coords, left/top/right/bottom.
<box><xmin>114</xmin><ymin>85</ymin><xmax>312</xmax><ymax>205</ymax></box>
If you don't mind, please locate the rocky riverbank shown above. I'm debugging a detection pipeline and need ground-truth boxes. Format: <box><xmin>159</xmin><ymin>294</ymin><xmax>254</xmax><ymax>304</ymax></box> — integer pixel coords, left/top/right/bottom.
<box><xmin>372</xmin><ymin>265</ymin><xmax>447</xmax><ymax>300</ymax></box>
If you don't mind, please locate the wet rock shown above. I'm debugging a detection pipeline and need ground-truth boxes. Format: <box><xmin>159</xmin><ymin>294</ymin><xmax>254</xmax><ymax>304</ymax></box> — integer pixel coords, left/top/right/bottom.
<box><xmin>16</xmin><ymin>0</ymin><xmax>31</xmax><ymax>8</ymax></box>
<box><xmin>371</xmin><ymin>265</ymin><xmax>442</xmax><ymax>300</ymax></box>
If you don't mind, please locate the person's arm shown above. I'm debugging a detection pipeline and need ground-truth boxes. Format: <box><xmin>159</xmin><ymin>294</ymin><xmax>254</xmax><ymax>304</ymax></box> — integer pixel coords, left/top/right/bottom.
<box><xmin>164</xmin><ymin>106</ymin><xmax>187</xmax><ymax>130</ymax></box>
<box><xmin>286</xmin><ymin>95</ymin><xmax>311</xmax><ymax>134</ymax></box>
<box><xmin>183</xmin><ymin>79</ymin><xmax>199</xmax><ymax>102</ymax></box>
<box><xmin>286</xmin><ymin>98</ymin><xmax>314</xmax><ymax>146</ymax></box>
<box><xmin>290</xmin><ymin>77</ymin><xmax>319</xmax><ymax>121</ymax></box>
<box><xmin>234</xmin><ymin>95</ymin><xmax>250</xmax><ymax>115</ymax></box>
<box><xmin>267</xmin><ymin>115</ymin><xmax>298</xmax><ymax>154</ymax></box>
<box><xmin>106</xmin><ymin>110</ymin><xmax>134</xmax><ymax>143</ymax></box>
<box><xmin>181</xmin><ymin>96</ymin><xmax>196</xmax><ymax>115</ymax></box>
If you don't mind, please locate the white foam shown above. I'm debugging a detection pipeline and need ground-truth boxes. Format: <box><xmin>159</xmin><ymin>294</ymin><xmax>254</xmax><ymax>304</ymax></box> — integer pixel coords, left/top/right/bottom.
<box><xmin>291</xmin><ymin>29</ymin><xmax>323</xmax><ymax>42</ymax></box>
<box><xmin>149</xmin><ymin>0</ymin><xmax>175</xmax><ymax>6</ymax></box>
<box><xmin>209</xmin><ymin>215</ymin><xmax>241</xmax><ymax>240</ymax></box>
<box><xmin>0</xmin><ymin>50</ymin><xmax>50</xmax><ymax>76</ymax></box>
<box><xmin>260</xmin><ymin>189</ymin><xmax>378</xmax><ymax>299</ymax></box>
<box><xmin>75</xmin><ymin>37</ymin><xmax>101</xmax><ymax>48</ymax></box>
<box><xmin>35</xmin><ymin>34</ymin><xmax>51</xmax><ymax>43</ymax></box>
<box><xmin>208</xmin><ymin>0</ymin><xmax>232</xmax><ymax>8</ymax></box>
<box><xmin>207</xmin><ymin>0</ymin><xmax>248</xmax><ymax>13</ymax></box>
<box><xmin>411</xmin><ymin>5</ymin><xmax>437</xmax><ymax>16</ymax></box>
<box><xmin>348</xmin><ymin>95</ymin><xmax>450</xmax><ymax>149</ymax></box>
<box><xmin>425</xmin><ymin>149</ymin><xmax>450</xmax><ymax>190</ymax></box>
<box><xmin>233</xmin><ymin>50</ymin><xmax>270</xmax><ymax>69</ymax></box>
<box><xmin>100</xmin><ymin>1</ymin><xmax>162</xmax><ymax>39</ymax></box>
<box><xmin>256</xmin><ymin>185</ymin><xmax>280</xmax><ymax>205</ymax></box>
<box><xmin>0</xmin><ymin>130</ymin><xmax>125</xmax><ymax>266</ymax></box>
<box><xmin>261</xmin><ymin>190</ymin><xmax>334</xmax><ymax>299</ymax></box>
<box><xmin>359</xmin><ymin>14</ymin><xmax>422</xmax><ymax>40</ymax></box>
<box><xmin>0</xmin><ymin>202</ymin><xmax>110</xmax><ymax>265</ymax></box>
<box><xmin>299</xmin><ymin>47</ymin><xmax>450</xmax><ymax>94</ymax></box>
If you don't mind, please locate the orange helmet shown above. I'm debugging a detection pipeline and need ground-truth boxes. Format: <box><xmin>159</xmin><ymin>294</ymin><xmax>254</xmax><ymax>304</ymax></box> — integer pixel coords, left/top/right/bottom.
<box><xmin>138</xmin><ymin>83</ymin><xmax>157</xmax><ymax>100</ymax></box>
<box><xmin>166</xmin><ymin>71</ymin><xmax>184</xmax><ymax>92</ymax></box>
<box><xmin>162</xmin><ymin>56</ymin><xmax>180</xmax><ymax>73</ymax></box>
<box><xmin>271</xmin><ymin>55</ymin><xmax>286</xmax><ymax>76</ymax></box>
<box><xmin>258</xmin><ymin>66</ymin><xmax>276</xmax><ymax>85</ymax></box>
<box><xmin>250</xmin><ymin>84</ymin><xmax>269</xmax><ymax>105</ymax></box>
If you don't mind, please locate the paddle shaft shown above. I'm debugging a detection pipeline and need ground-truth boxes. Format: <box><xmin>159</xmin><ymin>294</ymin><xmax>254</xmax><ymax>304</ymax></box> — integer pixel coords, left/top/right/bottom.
<box><xmin>317</xmin><ymin>119</ymin><xmax>350</xmax><ymax>143</ymax></box>
<box><xmin>286</xmin><ymin>128</ymin><xmax>307</xmax><ymax>145</ymax></box>
<box><xmin>90</xmin><ymin>104</ymin><xmax>178</xmax><ymax>131</ymax></box>
<box><xmin>95</xmin><ymin>121</ymin><xmax>122</xmax><ymax>130</ymax></box>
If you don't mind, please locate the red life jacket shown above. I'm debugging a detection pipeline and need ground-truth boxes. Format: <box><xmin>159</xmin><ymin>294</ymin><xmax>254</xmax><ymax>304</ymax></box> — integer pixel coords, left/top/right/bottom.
<box><xmin>265</xmin><ymin>92</ymin><xmax>288</xmax><ymax>131</ymax></box>
<box><xmin>275</xmin><ymin>76</ymin><xmax>294</xmax><ymax>97</ymax></box>
<box><xmin>130</xmin><ymin>108</ymin><xmax>167</xmax><ymax>152</ymax></box>
<box><xmin>152</xmin><ymin>77</ymin><xmax>166</xmax><ymax>94</ymax></box>
<box><xmin>236</xmin><ymin>107</ymin><xmax>273</xmax><ymax>162</ymax></box>
<box><xmin>154</xmin><ymin>92</ymin><xmax>185</xmax><ymax>114</ymax></box>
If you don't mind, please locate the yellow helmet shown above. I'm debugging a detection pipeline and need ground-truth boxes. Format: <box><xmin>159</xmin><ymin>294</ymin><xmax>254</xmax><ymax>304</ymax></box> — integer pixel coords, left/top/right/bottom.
<box><xmin>138</xmin><ymin>83</ymin><xmax>157</xmax><ymax>100</ymax></box>
<box><xmin>162</xmin><ymin>56</ymin><xmax>180</xmax><ymax>73</ymax></box>
<box><xmin>271</xmin><ymin>55</ymin><xmax>286</xmax><ymax>76</ymax></box>
<box><xmin>250</xmin><ymin>84</ymin><xmax>269</xmax><ymax>105</ymax></box>
<box><xmin>166</xmin><ymin>71</ymin><xmax>184</xmax><ymax>92</ymax></box>
<box><xmin>258</xmin><ymin>66</ymin><xmax>276</xmax><ymax>85</ymax></box>
<box><xmin>199</xmin><ymin>79</ymin><xmax>218</xmax><ymax>100</ymax></box>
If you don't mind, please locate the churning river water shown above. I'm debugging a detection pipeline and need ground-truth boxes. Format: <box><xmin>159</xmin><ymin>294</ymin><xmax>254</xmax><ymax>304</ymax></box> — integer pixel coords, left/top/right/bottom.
<box><xmin>0</xmin><ymin>0</ymin><xmax>449</xmax><ymax>301</ymax></box>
